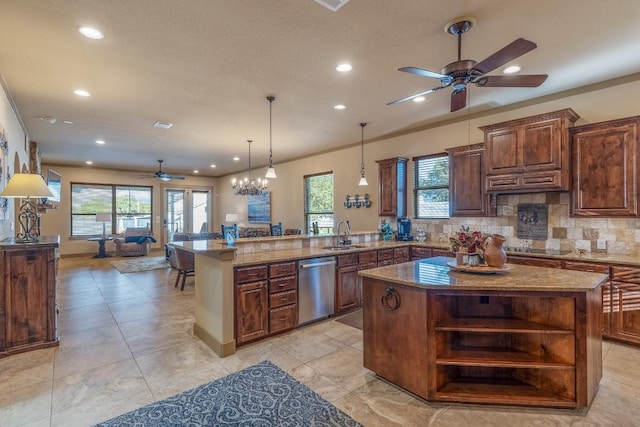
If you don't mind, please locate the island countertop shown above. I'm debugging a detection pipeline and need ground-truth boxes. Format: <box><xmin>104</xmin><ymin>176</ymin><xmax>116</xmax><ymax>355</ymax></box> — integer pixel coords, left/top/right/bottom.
<box><xmin>358</xmin><ymin>256</ymin><xmax>608</xmax><ymax>292</ymax></box>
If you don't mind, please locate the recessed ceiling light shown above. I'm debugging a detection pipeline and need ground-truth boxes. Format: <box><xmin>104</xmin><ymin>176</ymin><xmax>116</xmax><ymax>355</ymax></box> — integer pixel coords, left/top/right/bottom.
<box><xmin>210</xmin><ymin>164</ymin><xmax>216</xmax><ymax>168</ymax></box>
<box><xmin>63</xmin><ymin>120</ymin><xmax>74</xmax><ymax>124</ymax></box>
<box><xmin>334</xmin><ymin>104</ymin><xmax>346</xmax><ymax>110</ymax></box>
<box><xmin>95</xmin><ymin>139</ymin><xmax>105</xmax><ymax>145</ymax></box>
<box><xmin>503</xmin><ymin>65</ymin><xmax>521</xmax><ymax>74</ymax></box>
<box><xmin>78</xmin><ymin>26</ymin><xmax>104</xmax><ymax>40</ymax></box>
<box><xmin>193</xmin><ymin>170</ymin><xmax>199</xmax><ymax>174</ymax></box>
<box><xmin>153</xmin><ymin>121</ymin><xmax>173</xmax><ymax>129</ymax></box>
<box><xmin>336</xmin><ymin>63</ymin><xmax>352</xmax><ymax>72</ymax></box>
<box><xmin>74</xmin><ymin>89</ymin><xmax>90</xmax><ymax>97</ymax></box>
<box><xmin>233</xmin><ymin>156</ymin><xmax>240</xmax><ymax>161</ymax></box>
<box><xmin>86</xmin><ymin>161</ymin><xmax>93</xmax><ymax>165</ymax></box>
<box><xmin>412</xmin><ymin>96</ymin><xmax>426</xmax><ymax>103</ymax></box>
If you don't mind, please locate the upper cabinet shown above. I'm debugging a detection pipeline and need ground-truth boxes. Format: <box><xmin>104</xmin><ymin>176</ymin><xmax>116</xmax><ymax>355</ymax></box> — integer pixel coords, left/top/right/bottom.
<box><xmin>481</xmin><ymin>108</ymin><xmax>579</xmax><ymax>194</ymax></box>
<box><xmin>571</xmin><ymin>116</ymin><xmax>640</xmax><ymax>217</ymax></box>
<box><xmin>446</xmin><ymin>143</ymin><xmax>496</xmax><ymax>217</ymax></box>
<box><xmin>376</xmin><ymin>157</ymin><xmax>408</xmax><ymax>218</ymax></box>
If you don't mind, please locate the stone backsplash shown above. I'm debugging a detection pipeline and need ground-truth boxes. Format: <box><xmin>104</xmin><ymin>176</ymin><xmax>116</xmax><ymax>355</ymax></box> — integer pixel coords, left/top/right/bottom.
<box><xmin>413</xmin><ymin>192</ymin><xmax>640</xmax><ymax>255</ymax></box>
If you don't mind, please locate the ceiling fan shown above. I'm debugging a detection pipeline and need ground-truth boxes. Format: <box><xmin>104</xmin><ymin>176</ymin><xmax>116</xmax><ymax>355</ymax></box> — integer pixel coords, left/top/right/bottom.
<box><xmin>388</xmin><ymin>17</ymin><xmax>548</xmax><ymax>112</ymax></box>
<box><xmin>141</xmin><ymin>160</ymin><xmax>186</xmax><ymax>181</ymax></box>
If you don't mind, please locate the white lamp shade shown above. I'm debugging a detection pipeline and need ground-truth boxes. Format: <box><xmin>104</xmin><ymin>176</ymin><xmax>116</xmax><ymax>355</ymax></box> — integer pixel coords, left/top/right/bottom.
<box><xmin>358</xmin><ymin>176</ymin><xmax>369</xmax><ymax>186</ymax></box>
<box><xmin>95</xmin><ymin>213</ymin><xmax>112</xmax><ymax>222</ymax></box>
<box><xmin>225</xmin><ymin>213</ymin><xmax>240</xmax><ymax>223</ymax></box>
<box><xmin>265</xmin><ymin>167</ymin><xmax>277</xmax><ymax>179</ymax></box>
<box><xmin>0</xmin><ymin>173</ymin><xmax>54</xmax><ymax>198</ymax></box>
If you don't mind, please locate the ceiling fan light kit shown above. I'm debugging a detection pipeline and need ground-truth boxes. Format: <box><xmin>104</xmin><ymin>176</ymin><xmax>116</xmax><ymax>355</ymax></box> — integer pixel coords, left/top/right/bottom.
<box><xmin>388</xmin><ymin>16</ymin><xmax>548</xmax><ymax>112</ymax></box>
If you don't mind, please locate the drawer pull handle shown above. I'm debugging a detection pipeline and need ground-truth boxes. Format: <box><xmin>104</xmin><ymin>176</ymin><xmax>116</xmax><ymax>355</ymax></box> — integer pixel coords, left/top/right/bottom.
<box><xmin>280</xmin><ymin>297</ymin><xmax>288</xmax><ymax>301</ymax></box>
<box><xmin>381</xmin><ymin>287</ymin><xmax>400</xmax><ymax>311</ymax></box>
<box><xmin>280</xmin><ymin>317</ymin><xmax>288</xmax><ymax>321</ymax></box>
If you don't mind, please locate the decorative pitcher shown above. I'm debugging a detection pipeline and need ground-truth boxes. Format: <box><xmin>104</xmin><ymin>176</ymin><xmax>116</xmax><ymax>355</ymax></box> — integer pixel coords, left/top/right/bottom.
<box><xmin>484</xmin><ymin>234</ymin><xmax>507</xmax><ymax>268</ymax></box>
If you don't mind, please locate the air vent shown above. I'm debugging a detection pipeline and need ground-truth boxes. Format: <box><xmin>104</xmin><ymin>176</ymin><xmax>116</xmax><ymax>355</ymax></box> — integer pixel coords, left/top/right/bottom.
<box><xmin>153</xmin><ymin>121</ymin><xmax>173</xmax><ymax>129</ymax></box>
<box><xmin>314</xmin><ymin>0</ymin><xmax>349</xmax><ymax>12</ymax></box>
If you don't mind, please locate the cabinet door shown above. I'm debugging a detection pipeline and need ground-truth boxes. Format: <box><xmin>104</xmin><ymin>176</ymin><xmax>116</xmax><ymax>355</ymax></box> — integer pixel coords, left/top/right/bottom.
<box><xmin>363</xmin><ymin>279</ymin><xmax>429</xmax><ymax>399</ymax></box>
<box><xmin>336</xmin><ymin>265</ymin><xmax>359</xmax><ymax>313</ymax></box>
<box><xmin>610</xmin><ymin>266</ymin><xmax>640</xmax><ymax>344</ymax></box>
<box><xmin>376</xmin><ymin>157</ymin><xmax>408</xmax><ymax>217</ymax></box>
<box><xmin>485</xmin><ymin>128</ymin><xmax>519</xmax><ymax>175</ymax></box>
<box><xmin>3</xmin><ymin>249</ymin><xmax>56</xmax><ymax>350</ymax></box>
<box><xmin>571</xmin><ymin>117</ymin><xmax>639</xmax><ymax>217</ymax></box>
<box><xmin>447</xmin><ymin>143</ymin><xmax>494</xmax><ymax>217</ymax></box>
<box><xmin>410</xmin><ymin>246</ymin><xmax>432</xmax><ymax>260</ymax></box>
<box><xmin>521</xmin><ymin>118</ymin><xmax>563</xmax><ymax>171</ymax></box>
<box><xmin>235</xmin><ymin>281</ymin><xmax>268</xmax><ymax>344</ymax></box>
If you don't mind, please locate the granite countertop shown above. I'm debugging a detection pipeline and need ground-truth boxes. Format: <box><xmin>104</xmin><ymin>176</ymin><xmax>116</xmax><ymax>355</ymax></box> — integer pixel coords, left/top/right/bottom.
<box><xmin>358</xmin><ymin>256</ymin><xmax>608</xmax><ymax>292</ymax></box>
<box><xmin>0</xmin><ymin>235</ymin><xmax>60</xmax><ymax>248</ymax></box>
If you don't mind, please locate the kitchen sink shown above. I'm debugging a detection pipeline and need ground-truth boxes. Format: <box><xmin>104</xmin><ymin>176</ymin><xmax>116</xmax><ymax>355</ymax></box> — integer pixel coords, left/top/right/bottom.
<box><xmin>322</xmin><ymin>245</ymin><xmax>365</xmax><ymax>251</ymax></box>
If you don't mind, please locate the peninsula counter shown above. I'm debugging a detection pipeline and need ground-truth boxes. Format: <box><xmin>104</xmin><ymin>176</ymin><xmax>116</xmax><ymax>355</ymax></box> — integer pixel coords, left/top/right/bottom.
<box><xmin>358</xmin><ymin>257</ymin><xmax>607</xmax><ymax>408</ymax></box>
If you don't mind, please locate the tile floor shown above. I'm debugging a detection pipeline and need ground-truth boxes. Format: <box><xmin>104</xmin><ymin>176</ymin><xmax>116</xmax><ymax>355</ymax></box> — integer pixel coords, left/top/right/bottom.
<box><xmin>1</xmin><ymin>255</ymin><xmax>640</xmax><ymax>426</ymax></box>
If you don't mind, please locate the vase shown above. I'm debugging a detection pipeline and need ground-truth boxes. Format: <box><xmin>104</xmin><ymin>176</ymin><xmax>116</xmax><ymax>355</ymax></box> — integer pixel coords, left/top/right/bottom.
<box><xmin>484</xmin><ymin>234</ymin><xmax>507</xmax><ymax>268</ymax></box>
<box><xmin>468</xmin><ymin>253</ymin><xmax>480</xmax><ymax>267</ymax></box>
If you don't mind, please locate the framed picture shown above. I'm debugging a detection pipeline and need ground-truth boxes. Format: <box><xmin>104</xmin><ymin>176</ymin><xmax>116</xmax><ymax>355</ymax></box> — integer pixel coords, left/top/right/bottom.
<box><xmin>248</xmin><ymin>191</ymin><xmax>271</xmax><ymax>223</ymax></box>
<box><xmin>0</xmin><ymin>134</ymin><xmax>8</xmax><ymax>220</ymax></box>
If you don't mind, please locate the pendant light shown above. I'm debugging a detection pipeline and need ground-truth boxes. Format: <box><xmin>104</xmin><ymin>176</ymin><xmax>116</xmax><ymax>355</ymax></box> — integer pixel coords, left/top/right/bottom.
<box><xmin>358</xmin><ymin>122</ymin><xmax>368</xmax><ymax>186</ymax></box>
<box><xmin>265</xmin><ymin>96</ymin><xmax>277</xmax><ymax>179</ymax></box>
<box><xmin>231</xmin><ymin>140</ymin><xmax>268</xmax><ymax>196</ymax></box>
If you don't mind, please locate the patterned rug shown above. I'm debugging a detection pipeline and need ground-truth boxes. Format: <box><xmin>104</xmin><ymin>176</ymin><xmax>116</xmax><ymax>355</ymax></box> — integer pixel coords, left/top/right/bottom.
<box><xmin>110</xmin><ymin>256</ymin><xmax>170</xmax><ymax>274</ymax></box>
<box><xmin>94</xmin><ymin>360</ymin><xmax>361</xmax><ymax>426</ymax></box>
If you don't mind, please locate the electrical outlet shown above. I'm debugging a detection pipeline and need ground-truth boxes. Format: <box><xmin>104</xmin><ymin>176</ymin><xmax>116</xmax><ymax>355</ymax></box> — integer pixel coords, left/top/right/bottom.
<box><xmin>597</xmin><ymin>239</ymin><xmax>606</xmax><ymax>250</ymax></box>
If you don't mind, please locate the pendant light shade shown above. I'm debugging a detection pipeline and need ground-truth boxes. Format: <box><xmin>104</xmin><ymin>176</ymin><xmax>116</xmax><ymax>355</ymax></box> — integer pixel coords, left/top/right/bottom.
<box><xmin>265</xmin><ymin>96</ymin><xmax>277</xmax><ymax>179</ymax></box>
<box><xmin>358</xmin><ymin>122</ymin><xmax>368</xmax><ymax>186</ymax></box>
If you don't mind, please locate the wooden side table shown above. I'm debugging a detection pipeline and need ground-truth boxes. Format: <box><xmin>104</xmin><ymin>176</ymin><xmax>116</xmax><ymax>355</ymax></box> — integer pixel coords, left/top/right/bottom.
<box><xmin>88</xmin><ymin>236</ymin><xmax>113</xmax><ymax>258</ymax></box>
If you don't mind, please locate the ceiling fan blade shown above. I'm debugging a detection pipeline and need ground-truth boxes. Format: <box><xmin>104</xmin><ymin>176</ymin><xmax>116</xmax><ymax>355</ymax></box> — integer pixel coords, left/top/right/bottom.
<box><xmin>450</xmin><ymin>89</ymin><xmax>467</xmax><ymax>112</ymax></box>
<box><xmin>166</xmin><ymin>175</ymin><xmax>186</xmax><ymax>180</ymax></box>
<box><xmin>474</xmin><ymin>74</ymin><xmax>548</xmax><ymax>87</ymax></box>
<box><xmin>398</xmin><ymin>66</ymin><xmax>448</xmax><ymax>80</ymax></box>
<box><xmin>473</xmin><ymin>38</ymin><xmax>537</xmax><ymax>75</ymax></box>
<box><xmin>387</xmin><ymin>86</ymin><xmax>444</xmax><ymax>105</ymax></box>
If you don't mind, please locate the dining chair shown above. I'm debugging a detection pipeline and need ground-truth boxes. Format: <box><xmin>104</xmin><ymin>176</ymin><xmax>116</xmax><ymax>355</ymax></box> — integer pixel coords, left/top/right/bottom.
<box><xmin>270</xmin><ymin>222</ymin><xmax>283</xmax><ymax>236</ymax></box>
<box><xmin>221</xmin><ymin>223</ymin><xmax>238</xmax><ymax>239</ymax></box>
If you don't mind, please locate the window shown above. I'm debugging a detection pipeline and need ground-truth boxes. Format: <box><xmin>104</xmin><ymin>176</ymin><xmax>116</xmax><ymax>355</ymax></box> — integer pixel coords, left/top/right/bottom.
<box><xmin>304</xmin><ymin>172</ymin><xmax>334</xmax><ymax>234</ymax></box>
<box><xmin>413</xmin><ymin>153</ymin><xmax>449</xmax><ymax>219</ymax></box>
<box><xmin>71</xmin><ymin>183</ymin><xmax>152</xmax><ymax>236</ymax></box>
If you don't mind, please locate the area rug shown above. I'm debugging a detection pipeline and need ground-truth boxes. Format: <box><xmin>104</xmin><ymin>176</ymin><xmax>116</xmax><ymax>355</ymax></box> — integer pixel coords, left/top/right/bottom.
<box><xmin>94</xmin><ymin>360</ymin><xmax>361</xmax><ymax>426</ymax></box>
<box><xmin>336</xmin><ymin>309</ymin><xmax>363</xmax><ymax>331</ymax></box>
<box><xmin>110</xmin><ymin>256</ymin><xmax>170</xmax><ymax>274</ymax></box>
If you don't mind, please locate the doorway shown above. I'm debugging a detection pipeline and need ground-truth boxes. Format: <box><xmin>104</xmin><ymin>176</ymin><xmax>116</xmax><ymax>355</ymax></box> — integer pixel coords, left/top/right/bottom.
<box><xmin>164</xmin><ymin>188</ymin><xmax>212</xmax><ymax>242</ymax></box>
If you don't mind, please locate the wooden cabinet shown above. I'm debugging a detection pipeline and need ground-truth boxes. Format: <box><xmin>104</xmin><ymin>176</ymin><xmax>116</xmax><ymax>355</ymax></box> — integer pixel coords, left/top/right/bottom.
<box><xmin>609</xmin><ymin>266</ymin><xmax>640</xmax><ymax>345</ymax></box>
<box><xmin>393</xmin><ymin>246</ymin><xmax>409</xmax><ymax>264</ymax></box>
<box><xmin>447</xmin><ymin>143</ymin><xmax>495</xmax><ymax>217</ymax></box>
<box><xmin>377</xmin><ymin>248</ymin><xmax>394</xmax><ymax>267</ymax></box>
<box><xmin>268</xmin><ymin>261</ymin><xmax>297</xmax><ymax>334</ymax></box>
<box><xmin>482</xmin><ymin>109</ymin><xmax>579</xmax><ymax>193</ymax></box>
<box><xmin>410</xmin><ymin>246</ymin><xmax>432</xmax><ymax>261</ymax></box>
<box><xmin>429</xmin><ymin>289</ymin><xmax>600</xmax><ymax>408</ymax></box>
<box><xmin>235</xmin><ymin>265</ymin><xmax>269</xmax><ymax>345</ymax></box>
<box><xmin>336</xmin><ymin>254</ymin><xmax>360</xmax><ymax>313</ymax></box>
<box><xmin>570</xmin><ymin>116</ymin><xmax>640</xmax><ymax>217</ymax></box>
<box><xmin>1</xmin><ymin>244</ymin><xmax>59</xmax><ymax>357</ymax></box>
<box><xmin>363</xmin><ymin>278</ymin><xmax>429</xmax><ymax>399</ymax></box>
<box><xmin>376</xmin><ymin>157</ymin><xmax>408</xmax><ymax>217</ymax></box>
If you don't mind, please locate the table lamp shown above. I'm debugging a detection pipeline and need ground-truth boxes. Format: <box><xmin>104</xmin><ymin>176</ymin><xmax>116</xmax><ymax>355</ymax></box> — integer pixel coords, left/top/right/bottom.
<box><xmin>225</xmin><ymin>213</ymin><xmax>239</xmax><ymax>224</ymax></box>
<box><xmin>95</xmin><ymin>213</ymin><xmax>112</xmax><ymax>238</ymax></box>
<box><xmin>0</xmin><ymin>173</ymin><xmax>54</xmax><ymax>242</ymax></box>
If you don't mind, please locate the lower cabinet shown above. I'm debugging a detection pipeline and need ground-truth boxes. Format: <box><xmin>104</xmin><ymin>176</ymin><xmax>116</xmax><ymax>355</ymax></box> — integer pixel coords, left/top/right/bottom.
<box><xmin>410</xmin><ymin>246</ymin><xmax>432</xmax><ymax>261</ymax></box>
<box><xmin>1</xmin><ymin>245</ymin><xmax>59</xmax><ymax>357</ymax></box>
<box><xmin>235</xmin><ymin>280</ymin><xmax>269</xmax><ymax>344</ymax></box>
<box><xmin>609</xmin><ymin>266</ymin><xmax>640</xmax><ymax>345</ymax></box>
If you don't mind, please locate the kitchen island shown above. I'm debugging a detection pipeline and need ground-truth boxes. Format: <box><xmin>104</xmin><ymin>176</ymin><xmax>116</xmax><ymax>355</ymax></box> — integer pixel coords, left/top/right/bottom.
<box><xmin>358</xmin><ymin>257</ymin><xmax>607</xmax><ymax>409</ymax></box>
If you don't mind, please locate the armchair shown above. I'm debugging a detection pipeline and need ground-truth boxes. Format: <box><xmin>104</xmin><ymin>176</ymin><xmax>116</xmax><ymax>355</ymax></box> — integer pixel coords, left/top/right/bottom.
<box><xmin>114</xmin><ymin>227</ymin><xmax>155</xmax><ymax>257</ymax></box>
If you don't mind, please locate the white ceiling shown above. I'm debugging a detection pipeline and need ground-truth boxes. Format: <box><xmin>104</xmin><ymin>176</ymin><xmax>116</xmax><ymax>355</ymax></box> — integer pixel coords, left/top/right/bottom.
<box><xmin>1</xmin><ymin>0</ymin><xmax>640</xmax><ymax>177</ymax></box>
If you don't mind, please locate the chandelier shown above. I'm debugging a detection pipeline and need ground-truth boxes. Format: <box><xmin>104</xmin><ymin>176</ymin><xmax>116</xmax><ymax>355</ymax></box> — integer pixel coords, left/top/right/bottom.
<box><xmin>231</xmin><ymin>139</ymin><xmax>268</xmax><ymax>196</ymax></box>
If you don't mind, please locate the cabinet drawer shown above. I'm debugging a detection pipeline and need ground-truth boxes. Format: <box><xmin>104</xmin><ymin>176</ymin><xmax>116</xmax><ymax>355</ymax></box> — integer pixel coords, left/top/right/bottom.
<box><xmin>432</xmin><ymin>249</ymin><xmax>453</xmax><ymax>258</ymax></box>
<box><xmin>359</xmin><ymin>250</ymin><xmax>378</xmax><ymax>265</ymax></box>
<box><xmin>337</xmin><ymin>253</ymin><xmax>358</xmax><ymax>267</ymax></box>
<box><xmin>411</xmin><ymin>246</ymin><xmax>432</xmax><ymax>260</ymax></box>
<box><xmin>394</xmin><ymin>247</ymin><xmax>409</xmax><ymax>259</ymax></box>
<box><xmin>269</xmin><ymin>304</ymin><xmax>297</xmax><ymax>333</ymax></box>
<box><xmin>508</xmin><ymin>256</ymin><xmax>562</xmax><ymax>269</ymax></box>
<box><xmin>236</xmin><ymin>265</ymin><xmax>268</xmax><ymax>283</ymax></box>
<box><xmin>378</xmin><ymin>249</ymin><xmax>393</xmax><ymax>261</ymax></box>
<box><xmin>270</xmin><ymin>261</ymin><xmax>296</xmax><ymax>278</ymax></box>
<box><xmin>269</xmin><ymin>275</ymin><xmax>297</xmax><ymax>294</ymax></box>
<box><xmin>378</xmin><ymin>259</ymin><xmax>394</xmax><ymax>267</ymax></box>
<box><xmin>563</xmin><ymin>261</ymin><xmax>609</xmax><ymax>274</ymax></box>
<box><xmin>269</xmin><ymin>289</ymin><xmax>297</xmax><ymax>308</ymax></box>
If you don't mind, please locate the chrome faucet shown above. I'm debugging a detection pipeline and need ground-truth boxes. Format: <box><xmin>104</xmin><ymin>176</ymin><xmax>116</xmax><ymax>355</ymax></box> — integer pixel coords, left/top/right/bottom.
<box><xmin>336</xmin><ymin>220</ymin><xmax>351</xmax><ymax>245</ymax></box>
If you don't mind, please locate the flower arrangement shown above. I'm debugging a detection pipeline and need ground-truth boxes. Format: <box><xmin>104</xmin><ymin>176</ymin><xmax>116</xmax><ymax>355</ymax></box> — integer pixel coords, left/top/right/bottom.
<box><xmin>449</xmin><ymin>226</ymin><xmax>487</xmax><ymax>256</ymax></box>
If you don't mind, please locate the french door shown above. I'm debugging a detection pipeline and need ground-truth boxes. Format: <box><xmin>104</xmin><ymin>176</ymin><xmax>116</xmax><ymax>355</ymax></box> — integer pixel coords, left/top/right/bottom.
<box><xmin>164</xmin><ymin>188</ymin><xmax>211</xmax><ymax>242</ymax></box>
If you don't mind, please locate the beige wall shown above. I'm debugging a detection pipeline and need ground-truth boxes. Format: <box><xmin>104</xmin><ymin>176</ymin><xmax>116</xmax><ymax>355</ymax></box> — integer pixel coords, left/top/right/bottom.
<box><xmin>23</xmin><ymin>75</ymin><xmax>640</xmax><ymax>255</ymax></box>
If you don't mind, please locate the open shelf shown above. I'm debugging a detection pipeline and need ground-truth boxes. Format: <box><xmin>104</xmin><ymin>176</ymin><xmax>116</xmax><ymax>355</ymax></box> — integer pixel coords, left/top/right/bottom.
<box><xmin>437</xmin><ymin>347</ymin><xmax>575</xmax><ymax>368</ymax></box>
<box><xmin>435</xmin><ymin>317</ymin><xmax>574</xmax><ymax>334</ymax></box>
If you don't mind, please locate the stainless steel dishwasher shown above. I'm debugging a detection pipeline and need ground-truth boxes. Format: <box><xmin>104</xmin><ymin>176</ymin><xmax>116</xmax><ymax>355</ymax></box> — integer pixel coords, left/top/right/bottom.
<box><xmin>298</xmin><ymin>256</ymin><xmax>336</xmax><ymax>325</ymax></box>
